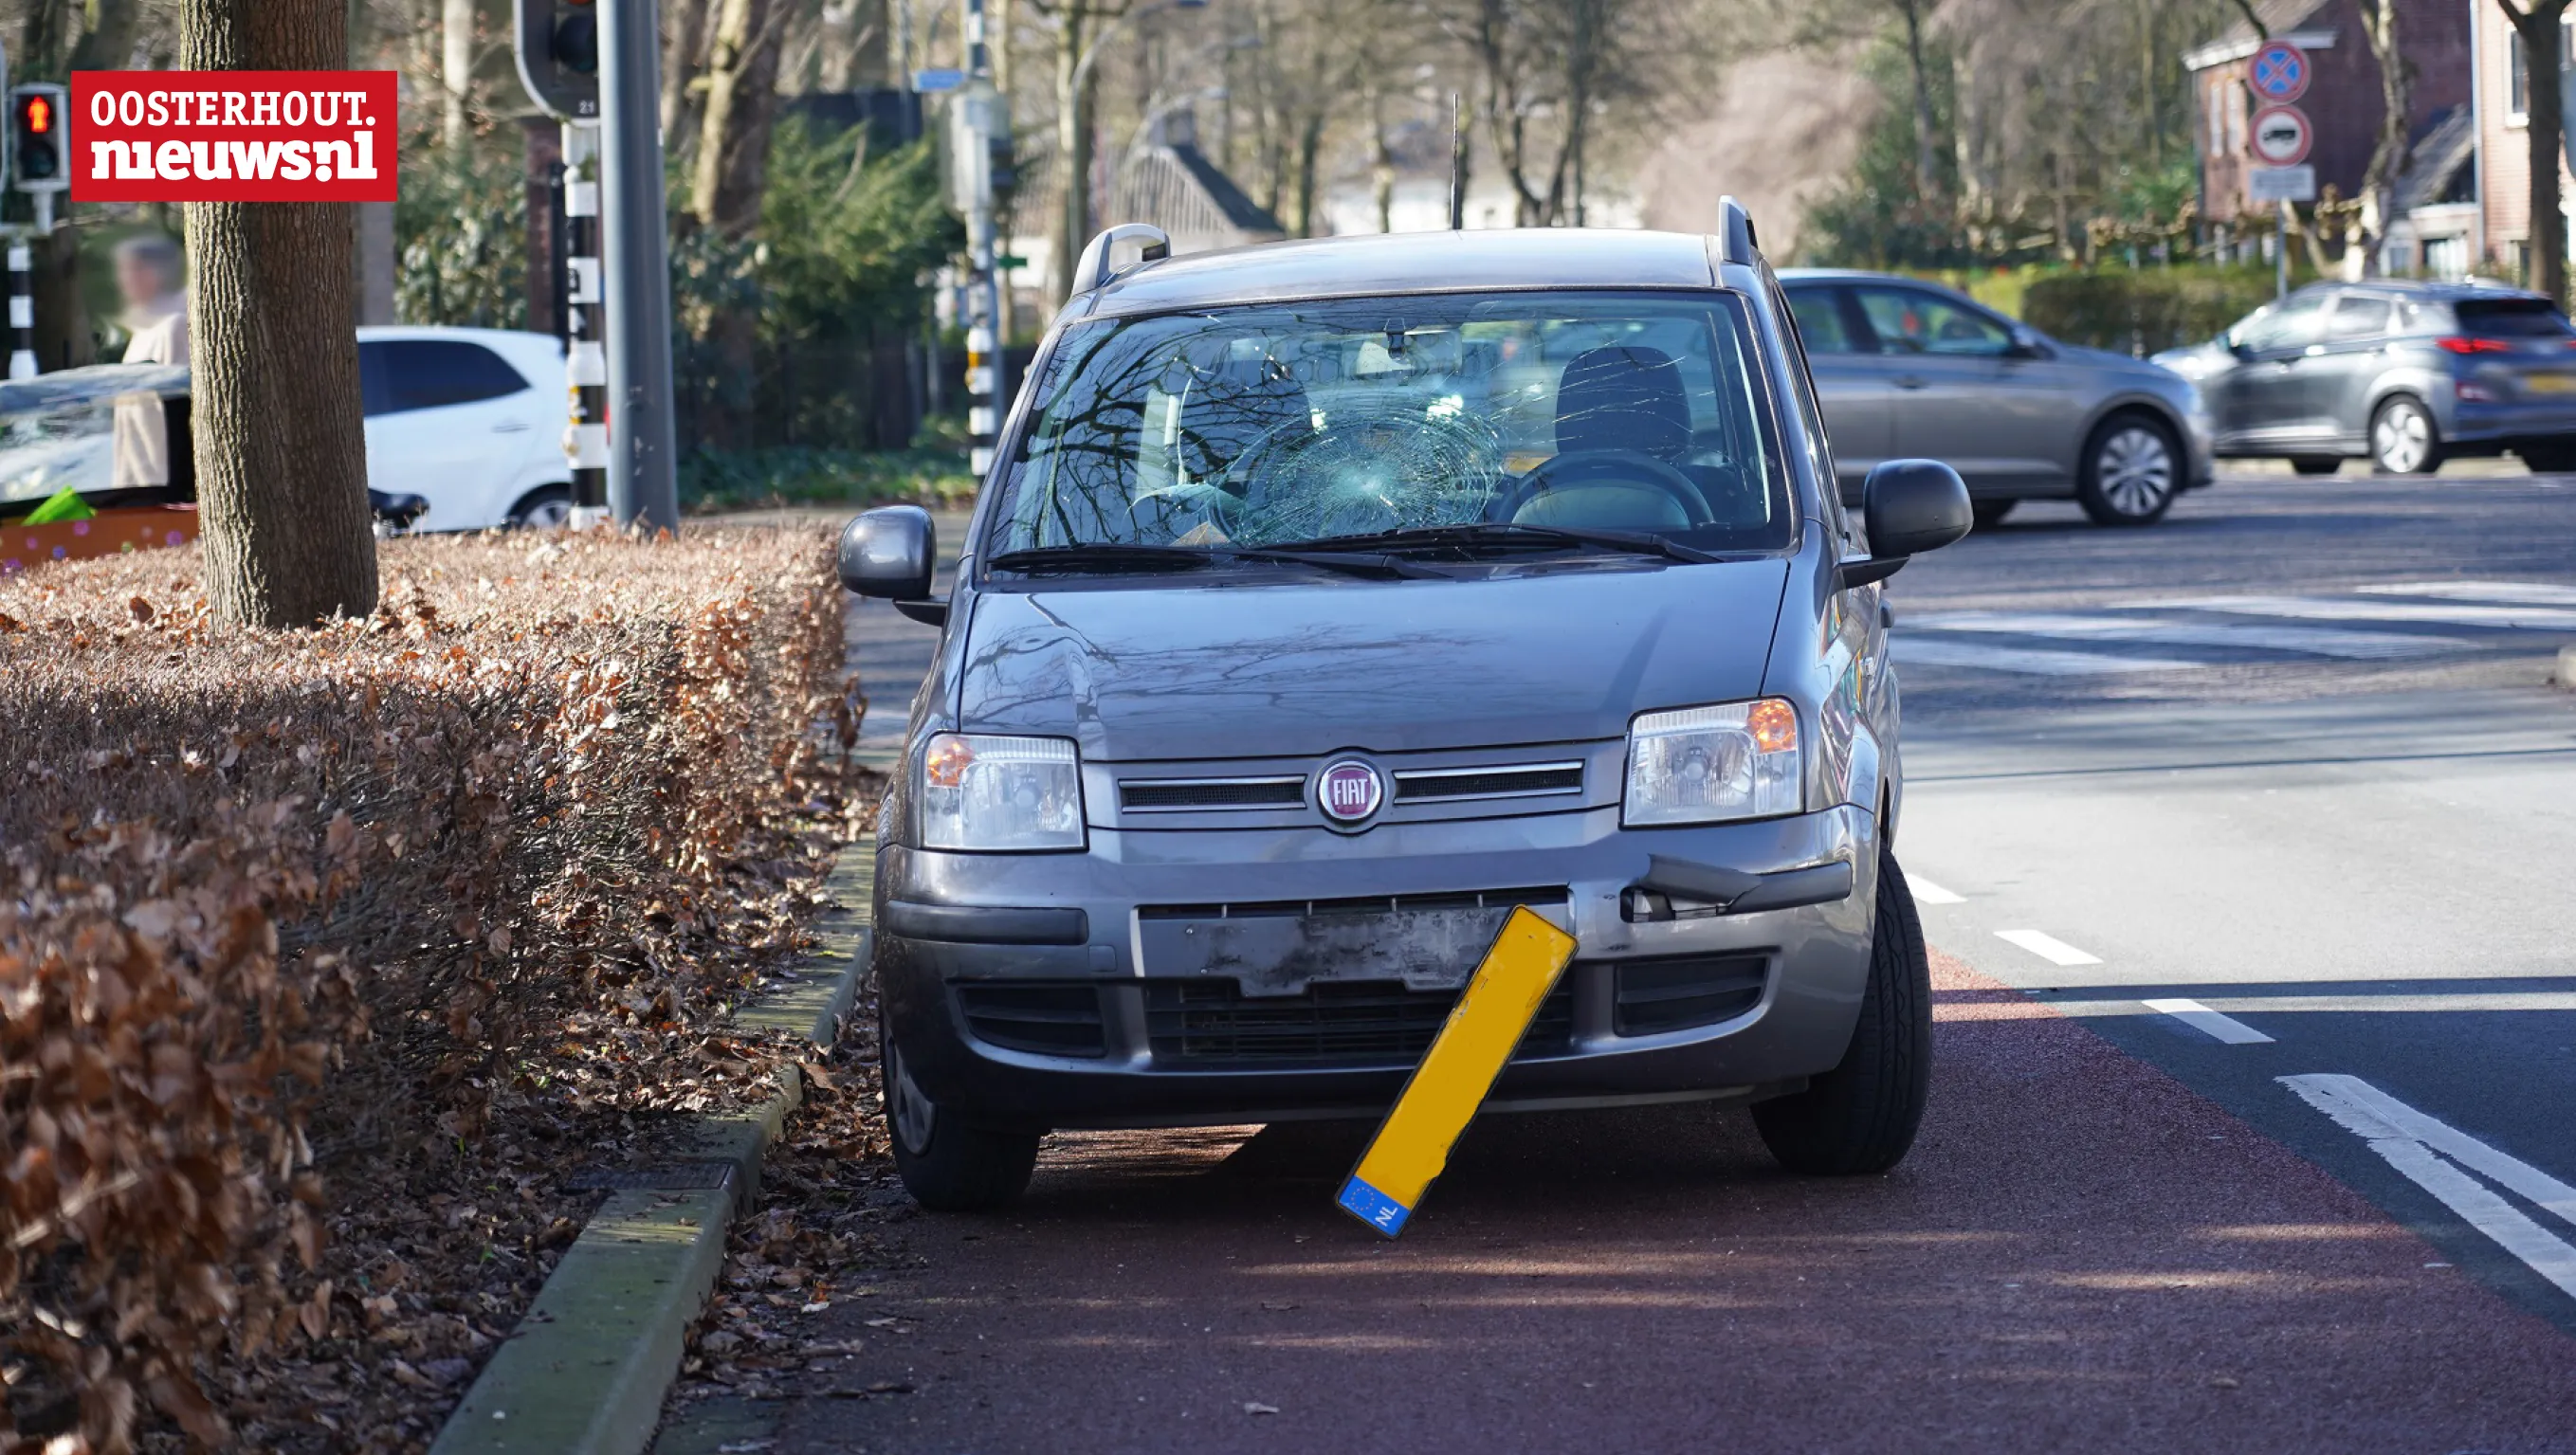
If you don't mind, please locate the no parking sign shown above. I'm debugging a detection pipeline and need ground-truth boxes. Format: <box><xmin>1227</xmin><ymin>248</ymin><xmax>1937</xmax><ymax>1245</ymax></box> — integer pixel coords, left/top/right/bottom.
<box><xmin>2248</xmin><ymin>41</ymin><xmax>2310</xmax><ymax>103</ymax></box>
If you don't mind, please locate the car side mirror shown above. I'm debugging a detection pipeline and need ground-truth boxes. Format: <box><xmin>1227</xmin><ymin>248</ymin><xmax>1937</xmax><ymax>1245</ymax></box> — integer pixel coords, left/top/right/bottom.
<box><xmin>1836</xmin><ymin>459</ymin><xmax>1971</xmax><ymax>590</ymax></box>
<box><xmin>837</xmin><ymin>505</ymin><xmax>947</xmax><ymax>625</ymax></box>
<box><xmin>2226</xmin><ymin>335</ymin><xmax>2255</xmax><ymax>359</ymax></box>
<box><xmin>2007</xmin><ymin>324</ymin><xmax>2051</xmax><ymax>360</ymax></box>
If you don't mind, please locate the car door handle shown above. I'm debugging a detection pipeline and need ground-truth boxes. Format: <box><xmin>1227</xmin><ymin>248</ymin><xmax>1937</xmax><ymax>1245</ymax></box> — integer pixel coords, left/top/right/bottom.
<box><xmin>1891</xmin><ymin>375</ymin><xmax>1928</xmax><ymax>390</ymax></box>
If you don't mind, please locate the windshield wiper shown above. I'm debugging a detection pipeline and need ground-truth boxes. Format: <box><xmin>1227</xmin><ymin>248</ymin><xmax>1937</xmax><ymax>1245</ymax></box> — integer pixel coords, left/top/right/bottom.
<box><xmin>1288</xmin><ymin>522</ymin><xmax>1724</xmax><ymax>565</ymax></box>
<box><xmin>986</xmin><ymin>542</ymin><xmax>1443</xmax><ymax>581</ymax></box>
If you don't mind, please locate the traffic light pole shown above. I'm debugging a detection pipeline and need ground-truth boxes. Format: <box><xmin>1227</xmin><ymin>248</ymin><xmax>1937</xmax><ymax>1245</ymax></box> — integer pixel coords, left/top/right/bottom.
<box><xmin>598</xmin><ymin>0</ymin><xmax>680</xmax><ymax>532</ymax></box>
<box><xmin>562</xmin><ymin>119</ymin><xmax>611</xmax><ymax>528</ymax></box>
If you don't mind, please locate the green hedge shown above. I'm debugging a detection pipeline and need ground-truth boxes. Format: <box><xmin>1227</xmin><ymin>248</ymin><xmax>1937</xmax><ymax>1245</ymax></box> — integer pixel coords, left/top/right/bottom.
<box><xmin>2018</xmin><ymin>268</ymin><xmax>2290</xmax><ymax>355</ymax></box>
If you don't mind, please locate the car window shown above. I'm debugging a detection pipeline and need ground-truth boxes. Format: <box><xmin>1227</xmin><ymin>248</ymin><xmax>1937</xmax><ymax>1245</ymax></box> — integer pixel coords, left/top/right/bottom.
<box><xmin>2453</xmin><ymin>298</ymin><xmax>2576</xmax><ymax>337</ymax></box>
<box><xmin>993</xmin><ymin>290</ymin><xmax>1792</xmax><ymax>559</ymax></box>
<box><xmin>1783</xmin><ymin>286</ymin><xmax>1861</xmax><ymax>355</ymax></box>
<box><xmin>1769</xmin><ymin>281</ymin><xmax>1850</xmax><ymax>547</ymax></box>
<box><xmin>2230</xmin><ymin>293</ymin><xmax>2327</xmax><ymax>353</ymax></box>
<box><xmin>2327</xmin><ymin>296</ymin><xmax>2393</xmax><ymax>340</ymax></box>
<box><xmin>1852</xmin><ymin>287</ymin><xmax>2012</xmax><ymax>357</ymax></box>
<box><xmin>362</xmin><ymin>339</ymin><xmax>530</xmax><ymax>417</ymax></box>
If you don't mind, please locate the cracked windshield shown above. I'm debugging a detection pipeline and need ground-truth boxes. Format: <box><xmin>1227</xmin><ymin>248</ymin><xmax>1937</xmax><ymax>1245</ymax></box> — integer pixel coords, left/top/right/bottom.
<box><xmin>992</xmin><ymin>293</ymin><xmax>1791</xmax><ymax>557</ymax></box>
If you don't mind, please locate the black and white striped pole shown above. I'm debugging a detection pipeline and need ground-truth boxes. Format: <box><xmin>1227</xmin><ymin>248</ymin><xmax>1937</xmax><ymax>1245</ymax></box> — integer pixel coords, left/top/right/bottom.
<box><xmin>7</xmin><ymin>238</ymin><xmax>32</xmax><ymax>381</ymax></box>
<box><xmin>956</xmin><ymin>0</ymin><xmax>1008</xmax><ymax>477</ymax></box>
<box><xmin>562</xmin><ymin>119</ymin><xmax>610</xmax><ymax>528</ymax></box>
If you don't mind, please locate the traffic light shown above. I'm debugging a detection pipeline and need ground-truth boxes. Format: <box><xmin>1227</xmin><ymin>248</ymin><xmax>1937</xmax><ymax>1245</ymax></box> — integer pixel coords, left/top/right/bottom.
<box><xmin>10</xmin><ymin>83</ymin><xmax>66</xmax><ymax>194</ymax></box>
<box><xmin>514</xmin><ymin>0</ymin><xmax>600</xmax><ymax>120</ymax></box>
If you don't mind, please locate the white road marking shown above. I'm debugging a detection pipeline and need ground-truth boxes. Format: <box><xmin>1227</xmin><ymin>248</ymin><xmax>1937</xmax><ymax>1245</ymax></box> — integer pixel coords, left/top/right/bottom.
<box><xmin>2126</xmin><ymin>594</ymin><xmax>2576</xmax><ymax>631</ymax></box>
<box><xmin>2282</xmin><ymin>1074</ymin><xmax>2576</xmax><ymax>1299</ymax></box>
<box><xmin>2358</xmin><ymin>580</ymin><xmax>2576</xmax><ymax>608</ymax></box>
<box><xmin>2140</xmin><ymin>997</ymin><xmax>2275</xmax><ymax>1045</ymax></box>
<box><xmin>1906</xmin><ymin>874</ymin><xmax>1964</xmax><ymax>904</ymax></box>
<box><xmin>1909</xmin><ymin>610</ymin><xmax>2460</xmax><ymax>660</ymax></box>
<box><xmin>1995</xmin><ymin>929</ymin><xmax>2103</xmax><ymax>967</ymax></box>
<box><xmin>1893</xmin><ymin>639</ymin><xmax>2202</xmax><ymax>677</ymax></box>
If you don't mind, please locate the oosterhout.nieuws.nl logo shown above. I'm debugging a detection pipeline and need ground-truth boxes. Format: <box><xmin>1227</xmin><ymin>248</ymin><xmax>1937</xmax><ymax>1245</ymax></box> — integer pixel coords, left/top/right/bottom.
<box><xmin>69</xmin><ymin>71</ymin><xmax>397</xmax><ymax>204</ymax></box>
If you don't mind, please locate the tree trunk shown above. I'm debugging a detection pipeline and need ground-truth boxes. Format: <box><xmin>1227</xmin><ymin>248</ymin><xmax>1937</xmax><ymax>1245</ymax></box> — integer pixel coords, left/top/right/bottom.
<box><xmin>70</xmin><ymin>0</ymin><xmax>148</xmax><ymax>71</ymax></box>
<box><xmin>1049</xmin><ymin>7</ymin><xmax>1091</xmax><ymax>306</ymax></box>
<box><xmin>182</xmin><ymin>0</ymin><xmax>377</xmax><ymax>627</ymax></box>
<box><xmin>2513</xmin><ymin>1</ymin><xmax>2570</xmax><ymax>301</ymax></box>
<box><xmin>1368</xmin><ymin>83</ymin><xmax>1396</xmax><ymax>232</ymax></box>
<box><xmin>441</xmin><ymin>0</ymin><xmax>473</xmax><ymax>147</ymax></box>
<box><xmin>2346</xmin><ymin>0</ymin><xmax>2413</xmax><ymax>280</ymax></box>
<box><xmin>691</xmin><ymin>0</ymin><xmax>787</xmax><ymax>234</ymax></box>
<box><xmin>664</xmin><ymin>0</ymin><xmax>716</xmax><ymax>148</ymax></box>
<box><xmin>1897</xmin><ymin>0</ymin><xmax>1938</xmax><ymax>204</ymax></box>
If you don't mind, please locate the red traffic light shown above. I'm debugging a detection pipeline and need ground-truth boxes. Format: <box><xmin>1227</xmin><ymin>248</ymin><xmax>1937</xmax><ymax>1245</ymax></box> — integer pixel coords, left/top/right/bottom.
<box><xmin>18</xmin><ymin>94</ymin><xmax>52</xmax><ymax>135</ymax></box>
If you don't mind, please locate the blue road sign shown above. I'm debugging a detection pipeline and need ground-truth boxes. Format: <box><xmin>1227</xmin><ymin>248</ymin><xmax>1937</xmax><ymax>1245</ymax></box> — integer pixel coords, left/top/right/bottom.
<box><xmin>913</xmin><ymin>68</ymin><xmax>965</xmax><ymax>93</ymax></box>
<box><xmin>2248</xmin><ymin>42</ymin><xmax>2309</xmax><ymax>104</ymax></box>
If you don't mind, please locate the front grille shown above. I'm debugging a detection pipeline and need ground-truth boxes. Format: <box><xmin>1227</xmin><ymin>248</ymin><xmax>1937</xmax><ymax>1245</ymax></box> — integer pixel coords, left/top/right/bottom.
<box><xmin>1119</xmin><ymin>776</ymin><xmax>1306</xmax><ymax>811</ymax></box>
<box><xmin>1613</xmin><ymin>955</ymin><xmax>1768</xmax><ymax>1036</ymax></box>
<box><xmin>1394</xmin><ymin>762</ymin><xmax>1584</xmax><ymax>801</ymax></box>
<box><xmin>1138</xmin><ymin>886</ymin><xmax>1569</xmax><ymax>922</ymax></box>
<box><xmin>1145</xmin><ymin>978</ymin><xmax>1575</xmax><ymax>1067</ymax></box>
<box><xmin>955</xmin><ymin>983</ymin><xmax>1107</xmax><ymax>1058</ymax></box>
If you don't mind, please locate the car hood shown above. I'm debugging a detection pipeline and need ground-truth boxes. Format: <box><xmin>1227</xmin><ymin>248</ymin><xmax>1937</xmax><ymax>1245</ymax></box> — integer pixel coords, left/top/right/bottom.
<box><xmin>956</xmin><ymin>561</ymin><xmax>1793</xmax><ymax>761</ymax></box>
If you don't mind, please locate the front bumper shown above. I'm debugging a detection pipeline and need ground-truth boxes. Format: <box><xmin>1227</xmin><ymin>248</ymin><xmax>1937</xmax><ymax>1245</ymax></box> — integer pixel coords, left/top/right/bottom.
<box><xmin>874</xmin><ymin>804</ymin><xmax>1880</xmax><ymax>1130</ymax></box>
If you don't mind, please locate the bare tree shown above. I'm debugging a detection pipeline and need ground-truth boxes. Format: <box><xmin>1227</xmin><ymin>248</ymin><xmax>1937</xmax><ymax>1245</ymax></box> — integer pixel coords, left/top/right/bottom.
<box><xmin>2344</xmin><ymin>0</ymin><xmax>2413</xmax><ymax>280</ymax></box>
<box><xmin>1024</xmin><ymin>0</ymin><xmax>1139</xmax><ymax>303</ymax></box>
<box><xmin>2495</xmin><ymin>0</ymin><xmax>2571</xmax><ymax>300</ymax></box>
<box><xmin>182</xmin><ymin>0</ymin><xmax>379</xmax><ymax>627</ymax></box>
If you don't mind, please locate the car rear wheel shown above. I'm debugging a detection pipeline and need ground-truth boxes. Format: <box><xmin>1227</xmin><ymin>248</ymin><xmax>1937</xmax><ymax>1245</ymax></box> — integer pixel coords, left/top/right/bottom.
<box><xmin>2074</xmin><ymin>414</ymin><xmax>2180</xmax><ymax>526</ymax></box>
<box><xmin>2289</xmin><ymin>456</ymin><xmax>2342</xmax><ymax>477</ymax></box>
<box><xmin>2369</xmin><ymin>396</ymin><xmax>2441</xmax><ymax>475</ymax></box>
<box><xmin>883</xmin><ymin>1013</ymin><xmax>1040</xmax><ymax>1211</ymax></box>
<box><xmin>507</xmin><ymin>485</ymin><xmax>575</xmax><ymax>530</ymax></box>
<box><xmin>1751</xmin><ymin>847</ymin><xmax>1931</xmax><ymax>1175</ymax></box>
<box><xmin>1969</xmin><ymin>499</ymin><xmax>2017</xmax><ymax>528</ymax></box>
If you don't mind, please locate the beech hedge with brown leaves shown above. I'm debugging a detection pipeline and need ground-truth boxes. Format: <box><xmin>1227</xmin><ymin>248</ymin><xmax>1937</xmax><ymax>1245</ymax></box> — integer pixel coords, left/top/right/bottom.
<box><xmin>0</xmin><ymin>528</ymin><xmax>859</xmax><ymax>1453</ymax></box>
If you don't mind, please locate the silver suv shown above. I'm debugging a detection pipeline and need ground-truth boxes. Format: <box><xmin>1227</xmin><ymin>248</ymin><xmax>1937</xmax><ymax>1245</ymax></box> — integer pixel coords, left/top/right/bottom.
<box><xmin>841</xmin><ymin>211</ymin><xmax>1972</xmax><ymax>1210</ymax></box>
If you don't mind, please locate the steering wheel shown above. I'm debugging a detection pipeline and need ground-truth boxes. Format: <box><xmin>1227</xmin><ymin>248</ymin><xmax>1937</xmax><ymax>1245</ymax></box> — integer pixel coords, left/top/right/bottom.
<box><xmin>1496</xmin><ymin>449</ymin><xmax>1713</xmax><ymax>529</ymax></box>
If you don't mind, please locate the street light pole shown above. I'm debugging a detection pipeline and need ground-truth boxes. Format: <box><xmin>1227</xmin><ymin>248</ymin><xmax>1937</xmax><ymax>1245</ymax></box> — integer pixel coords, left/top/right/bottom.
<box><xmin>960</xmin><ymin>0</ymin><xmax>1007</xmax><ymax>476</ymax></box>
<box><xmin>599</xmin><ymin>0</ymin><xmax>682</xmax><ymax>532</ymax></box>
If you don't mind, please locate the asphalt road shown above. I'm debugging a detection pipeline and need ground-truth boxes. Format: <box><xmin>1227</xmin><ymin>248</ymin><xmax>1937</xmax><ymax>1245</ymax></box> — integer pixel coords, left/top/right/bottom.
<box><xmin>675</xmin><ymin>470</ymin><xmax>2576</xmax><ymax>1452</ymax></box>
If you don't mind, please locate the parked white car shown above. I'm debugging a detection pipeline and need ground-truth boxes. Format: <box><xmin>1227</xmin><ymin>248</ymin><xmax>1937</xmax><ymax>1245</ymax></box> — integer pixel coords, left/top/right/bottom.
<box><xmin>357</xmin><ymin>326</ymin><xmax>573</xmax><ymax>531</ymax></box>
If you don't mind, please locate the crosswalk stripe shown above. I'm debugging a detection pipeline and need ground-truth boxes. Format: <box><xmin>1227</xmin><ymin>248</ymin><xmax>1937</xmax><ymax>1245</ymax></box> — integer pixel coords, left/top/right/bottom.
<box><xmin>1892</xmin><ymin>639</ymin><xmax>2201</xmax><ymax>677</ymax></box>
<box><xmin>2356</xmin><ymin>580</ymin><xmax>2576</xmax><ymax>608</ymax></box>
<box><xmin>1909</xmin><ymin>610</ymin><xmax>2461</xmax><ymax>660</ymax></box>
<box><xmin>2124</xmin><ymin>594</ymin><xmax>2576</xmax><ymax>630</ymax></box>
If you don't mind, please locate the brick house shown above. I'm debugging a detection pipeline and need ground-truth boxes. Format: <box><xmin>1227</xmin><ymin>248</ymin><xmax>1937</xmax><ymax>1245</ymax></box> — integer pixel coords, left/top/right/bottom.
<box><xmin>2183</xmin><ymin>0</ymin><xmax>2473</xmax><ymax>264</ymax></box>
<box><xmin>2471</xmin><ymin>0</ymin><xmax>2576</xmax><ymax>282</ymax></box>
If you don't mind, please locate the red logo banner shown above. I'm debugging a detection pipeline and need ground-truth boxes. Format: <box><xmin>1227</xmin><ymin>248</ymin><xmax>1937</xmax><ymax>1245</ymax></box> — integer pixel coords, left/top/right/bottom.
<box><xmin>70</xmin><ymin>71</ymin><xmax>398</xmax><ymax>204</ymax></box>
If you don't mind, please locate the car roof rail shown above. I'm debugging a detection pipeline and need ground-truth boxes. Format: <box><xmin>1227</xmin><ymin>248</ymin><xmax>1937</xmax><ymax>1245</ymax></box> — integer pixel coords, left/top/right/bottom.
<box><xmin>1072</xmin><ymin>224</ymin><xmax>1173</xmax><ymax>296</ymax></box>
<box><xmin>1715</xmin><ymin>196</ymin><xmax>1761</xmax><ymax>267</ymax></box>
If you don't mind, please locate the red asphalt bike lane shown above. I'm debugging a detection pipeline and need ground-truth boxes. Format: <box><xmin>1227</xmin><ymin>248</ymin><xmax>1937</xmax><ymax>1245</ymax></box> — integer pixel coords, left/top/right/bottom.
<box><xmin>767</xmin><ymin>951</ymin><xmax>2576</xmax><ymax>1453</ymax></box>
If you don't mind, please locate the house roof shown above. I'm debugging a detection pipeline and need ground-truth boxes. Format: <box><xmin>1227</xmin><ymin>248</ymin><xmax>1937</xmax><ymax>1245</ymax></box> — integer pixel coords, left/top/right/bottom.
<box><xmin>2395</xmin><ymin>103</ymin><xmax>2476</xmax><ymax>213</ymax></box>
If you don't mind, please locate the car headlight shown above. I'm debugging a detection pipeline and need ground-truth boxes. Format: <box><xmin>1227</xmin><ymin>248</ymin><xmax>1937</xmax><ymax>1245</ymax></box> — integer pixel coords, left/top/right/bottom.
<box><xmin>1622</xmin><ymin>700</ymin><xmax>1801</xmax><ymax>827</ymax></box>
<box><xmin>920</xmin><ymin>733</ymin><xmax>1087</xmax><ymax>851</ymax></box>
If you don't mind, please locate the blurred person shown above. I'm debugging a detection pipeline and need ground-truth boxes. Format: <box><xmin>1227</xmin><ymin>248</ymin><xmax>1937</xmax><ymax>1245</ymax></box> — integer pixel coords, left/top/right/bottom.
<box><xmin>112</xmin><ymin>233</ymin><xmax>188</xmax><ymax>490</ymax></box>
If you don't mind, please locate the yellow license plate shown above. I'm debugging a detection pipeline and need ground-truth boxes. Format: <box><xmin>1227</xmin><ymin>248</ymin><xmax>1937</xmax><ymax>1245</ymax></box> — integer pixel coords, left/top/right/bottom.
<box><xmin>2524</xmin><ymin>373</ymin><xmax>2576</xmax><ymax>394</ymax></box>
<box><xmin>1336</xmin><ymin>905</ymin><xmax>1578</xmax><ymax>1236</ymax></box>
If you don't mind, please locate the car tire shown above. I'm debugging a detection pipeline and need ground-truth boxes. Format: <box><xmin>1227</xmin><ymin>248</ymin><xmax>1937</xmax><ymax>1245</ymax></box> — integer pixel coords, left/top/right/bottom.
<box><xmin>1969</xmin><ymin>499</ymin><xmax>2017</xmax><ymax>528</ymax></box>
<box><xmin>2074</xmin><ymin>413</ymin><xmax>2181</xmax><ymax>526</ymax></box>
<box><xmin>2369</xmin><ymin>396</ymin><xmax>2442</xmax><ymax>476</ymax></box>
<box><xmin>2517</xmin><ymin>443</ymin><xmax>2576</xmax><ymax>475</ymax></box>
<box><xmin>883</xmin><ymin>1013</ymin><xmax>1040</xmax><ymax>1211</ymax></box>
<box><xmin>507</xmin><ymin>485</ymin><xmax>575</xmax><ymax>530</ymax></box>
<box><xmin>1751</xmin><ymin>848</ymin><xmax>1931</xmax><ymax>1176</ymax></box>
<box><xmin>2289</xmin><ymin>456</ymin><xmax>2342</xmax><ymax>477</ymax></box>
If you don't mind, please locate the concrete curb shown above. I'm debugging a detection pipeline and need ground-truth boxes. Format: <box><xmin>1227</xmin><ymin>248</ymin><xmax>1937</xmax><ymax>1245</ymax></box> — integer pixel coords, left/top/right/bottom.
<box><xmin>428</xmin><ymin>839</ymin><xmax>874</xmax><ymax>1455</ymax></box>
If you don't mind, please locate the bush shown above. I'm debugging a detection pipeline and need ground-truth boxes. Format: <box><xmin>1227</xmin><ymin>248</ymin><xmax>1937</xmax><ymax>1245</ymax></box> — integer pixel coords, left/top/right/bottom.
<box><xmin>2019</xmin><ymin>267</ymin><xmax>2289</xmax><ymax>356</ymax></box>
<box><xmin>395</xmin><ymin>129</ymin><xmax>528</xmax><ymax>332</ymax></box>
<box><xmin>680</xmin><ymin>446</ymin><xmax>978</xmax><ymax>513</ymax></box>
<box><xmin>0</xmin><ymin>529</ymin><xmax>859</xmax><ymax>1451</ymax></box>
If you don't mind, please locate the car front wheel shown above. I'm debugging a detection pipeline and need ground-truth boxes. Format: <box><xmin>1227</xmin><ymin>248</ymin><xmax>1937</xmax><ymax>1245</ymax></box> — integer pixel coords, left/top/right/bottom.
<box><xmin>2075</xmin><ymin>414</ymin><xmax>2180</xmax><ymax>525</ymax></box>
<box><xmin>883</xmin><ymin>1014</ymin><xmax>1040</xmax><ymax>1211</ymax></box>
<box><xmin>1751</xmin><ymin>847</ymin><xmax>1931</xmax><ymax>1175</ymax></box>
<box><xmin>2370</xmin><ymin>396</ymin><xmax>2441</xmax><ymax>475</ymax></box>
<box><xmin>2517</xmin><ymin>442</ymin><xmax>2576</xmax><ymax>475</ymax></box>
